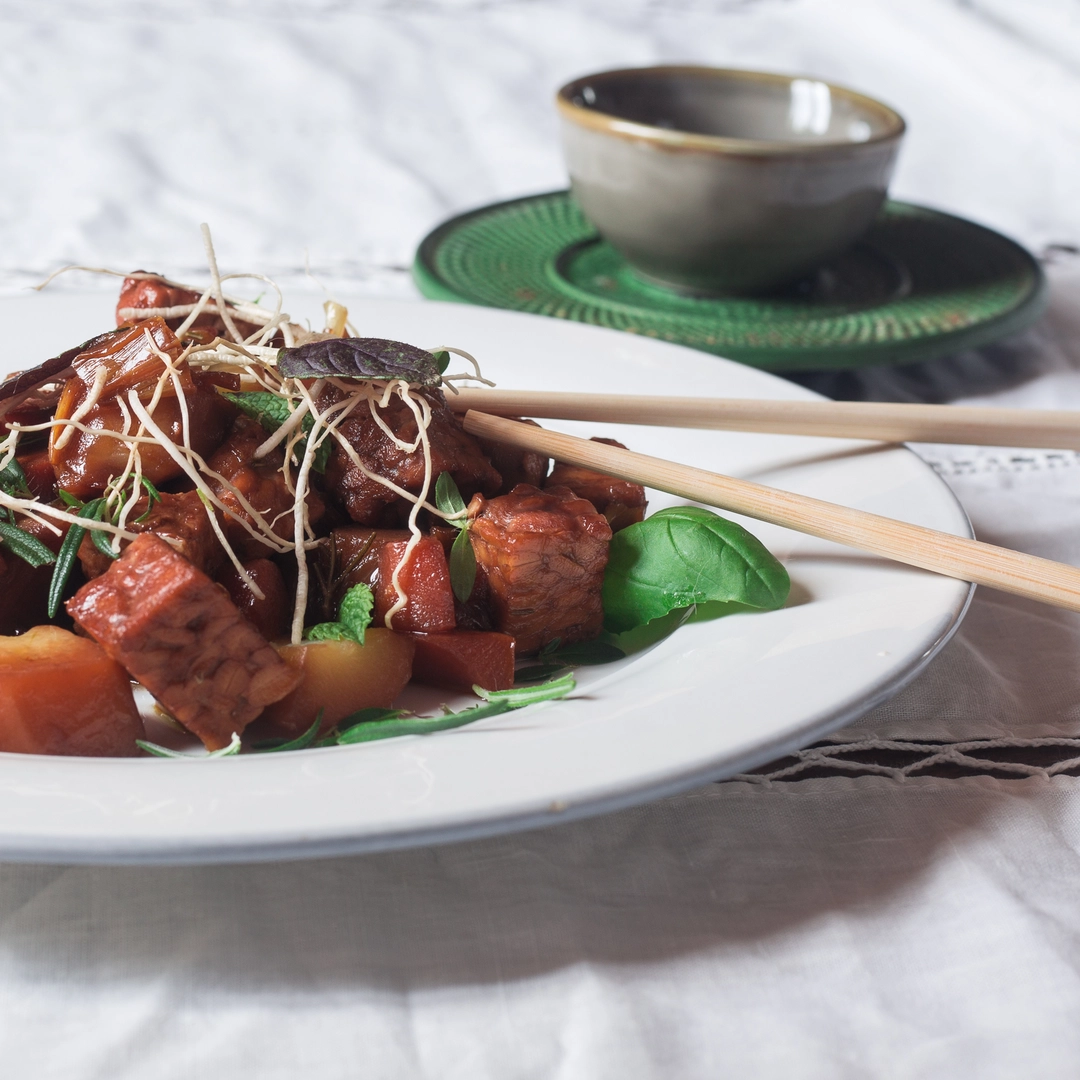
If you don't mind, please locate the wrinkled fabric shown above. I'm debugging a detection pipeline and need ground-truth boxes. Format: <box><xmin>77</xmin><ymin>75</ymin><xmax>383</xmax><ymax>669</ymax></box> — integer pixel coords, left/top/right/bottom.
<box><xmin>2</xmin><ymin>1</ymin><xmax>1080</xmax><ymax>1077</ymax></box>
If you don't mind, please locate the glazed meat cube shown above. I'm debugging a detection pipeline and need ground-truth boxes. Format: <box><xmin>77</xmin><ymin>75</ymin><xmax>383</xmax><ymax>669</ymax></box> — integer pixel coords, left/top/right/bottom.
<box><xmin>468</xmin><ymin>484</ymin><xmax>611</xmax><ymax>654</ymax></box>
<box><xmin>207</xmin><ymin>414</ymin><xmax>325</xmax><ymax>560</ymax></box>
<box><xmin>546</xmin><ymin>438</ymin><xmax>647</xmax><ymax>532</ymax></box>
<box><xmin>116</xmin><ymin>274</ymin><xmax>264</xmax><ymax>344</ymax></box>
<box><xmin>67</xmin><ymin>533</ymin><xmax>301</xmax><ymax>750</ymax></box>
<box><xmin>476</xmin><ymin>419</ymin><xmax>549</xmax><ymax>494</ymax></box>
<box><xmin>78</xmin><ymin>489</ymin><xmax>225</xmax><ymax>580</ymax></box>
<box><xmin>323</xmin><ymin>386</ymin><xmax>501</xmax><ymax>525</ymax></box>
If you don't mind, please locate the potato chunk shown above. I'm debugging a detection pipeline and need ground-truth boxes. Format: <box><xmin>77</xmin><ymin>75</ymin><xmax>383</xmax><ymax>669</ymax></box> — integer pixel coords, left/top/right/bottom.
<box><xmin>0</xmin><ymin>626</ymin><xmax>145</xmax><ymax>757</ymax></box>
<box><xmin>251</xmin><ymin>630</ymin><xmax>416</xmax><ymax>741</ymax></box>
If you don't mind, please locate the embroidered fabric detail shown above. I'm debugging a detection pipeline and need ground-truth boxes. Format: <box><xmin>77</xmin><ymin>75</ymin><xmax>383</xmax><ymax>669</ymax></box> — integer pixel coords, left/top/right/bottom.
<box><xmin>733</xmin><ymin>737</ymin><xmax>1080</xmax><ymax>784</ymax></box>
<box><xmin>919</xmin><ymin>449</ymin><xmax>1080</xmax><ymax>477</ymax></box>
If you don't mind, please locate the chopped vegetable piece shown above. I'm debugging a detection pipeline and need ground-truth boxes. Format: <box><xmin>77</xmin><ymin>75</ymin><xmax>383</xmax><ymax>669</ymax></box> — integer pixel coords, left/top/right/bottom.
<box><xmin>0</xmin><ymin>626</ymin><xmax>145</xmax><ymax>756</ymax></box>
<box><xmin>67</xmin><ymin>534</ymin><xmax>301</xmax><ymax>750</ymax></box>
<box><xmin>408</xmin><ymin>630</ymin><xmax>516</xmax><ymax>693</ymax></box>
<box><xmin>374</xmin><ymin>536</ymin><xmax>457</xmax><ymax>633</ymax></box>
<box><xmin>251</xmin><ymin>630</ymin><xmax>416</xmax><ymax>741</ymax></box>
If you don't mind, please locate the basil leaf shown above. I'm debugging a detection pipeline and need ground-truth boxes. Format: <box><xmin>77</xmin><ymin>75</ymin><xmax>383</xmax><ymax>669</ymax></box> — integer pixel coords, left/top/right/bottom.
<box><xmin>0</xmin><ymin>520</ymin><xmax>56</xmax><ymax>569</ymax></box>
<box><xmin>277</xmin><ymin>338</ymin><xmax>442</xmax><ymax>387</ymax></box>
<box><xmin>601</xmin><ymin>506</ymin><xmax>789</xmax><ymax>633</ymax></box>
<box><xmin>339</xmin><ymin>583</ymin><xmax>374</xmax><ymax>644</ymax></box>
<box><xmin>432</xmin><ymin>349</ymin><xmax>451</xmax><ymax>374</ymax></box>
<box><xmin>434</xmin><ymin>471</ymin><xmax>467</xmax><ymax>522</ymax></box>
<box><xmin>221</xmin><ymin>391</ymin><xmax>332</xmax><ymax>474</ymax></box>
<box><xmin>449</xmin><ymin>526</ymin><xmax>476</xmax><ymax>602</ymax></box>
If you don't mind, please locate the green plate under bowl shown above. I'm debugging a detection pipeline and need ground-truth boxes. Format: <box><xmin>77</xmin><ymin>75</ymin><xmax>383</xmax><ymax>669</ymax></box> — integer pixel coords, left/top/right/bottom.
<box><xmin>413</xmin><ymin>190</ymin><xmax>1047</xmax><ymax>372</ymax></box>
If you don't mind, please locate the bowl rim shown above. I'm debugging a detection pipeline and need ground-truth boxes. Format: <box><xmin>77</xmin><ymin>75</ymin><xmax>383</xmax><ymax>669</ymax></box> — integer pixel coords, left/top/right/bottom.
<box><xmin>556</xmin><ymin>65</ymin><xmax>906</xmax><ymax>155</ymax></box>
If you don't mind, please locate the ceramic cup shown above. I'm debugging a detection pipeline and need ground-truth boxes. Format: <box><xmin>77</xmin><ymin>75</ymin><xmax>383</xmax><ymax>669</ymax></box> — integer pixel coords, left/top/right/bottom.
<box><xmin>556</xmin><ymin>66</ymin><xmax>906</xmax><ymax>295</ymax></box>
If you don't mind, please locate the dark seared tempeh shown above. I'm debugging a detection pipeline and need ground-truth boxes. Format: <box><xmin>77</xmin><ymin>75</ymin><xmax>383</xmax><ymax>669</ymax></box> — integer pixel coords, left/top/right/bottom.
<box><xmin>468</xmin><ymin>483</ymin><xmax>611</xmax><ymax>654</ymax></box>
<box><xmin>78</xmin><ymin>489</ymin><xmax>226</xmax><ymax>580</ymax></box>
<box><xmin>546</xmin><ymin>438</ymin><xmax>647</xmax><ymax>532</ymax></box>
<box><xmin>67</xmin><ymin>533</ymin><xmax>300</xmax><ymax>749</ymax></box>
<box><xmin>322</xmin><ymin>385</ymin><xmax>501</xmax><ymax>525</ymax></box>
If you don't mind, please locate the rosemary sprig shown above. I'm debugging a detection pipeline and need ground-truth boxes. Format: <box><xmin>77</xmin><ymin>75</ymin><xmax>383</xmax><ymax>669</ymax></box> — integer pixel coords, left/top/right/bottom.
<box><xmin>137</xmin><ymin>732</ymin><xmax>242</xmax><ymax>758</ymax></box>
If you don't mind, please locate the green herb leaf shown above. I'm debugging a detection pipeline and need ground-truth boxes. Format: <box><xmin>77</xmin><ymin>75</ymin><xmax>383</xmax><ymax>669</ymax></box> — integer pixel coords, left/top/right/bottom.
<box><xmin>305</xmin><ymin>583</ymin><xmax>374</xmax><ymax>644</ymax></box>
<box><xmin>0</xmin><ymin>520</ymin><xmax>56</xmax><ymax>569</ymax></box>
<box><xmin>137</xmin><ymin>732</ymin><xmax>242</xmax><ymax>758</ymax></box>
<box><xmin>57</xmin><ymin>488</ymin><xmax>83</xmax><ymax>508</ymax></box>
<box><xmin>253</xmin><ymin>711</ymin><xmax>323</xmax><ymax>752</ymax></box>
<box><xmin>449</xmin><ymin>526</ymin><xmax>477</xmax><ymax>602</ymax></box>
<box><xmin>434</xmin><ymin>471</ymin><xmax>467</xmax><ymax>522</ymax></box>
<box><xmin>326</xmin><ymin>674</ymin><xmax>576</xmax><ymax>747</ymax></box>
<box><xmin>46</xmin><ymin>498</ymin><xmax>104</xmax><ymax>619</ymax></box>
<box><xmin>336</xmin><ymin>700</ymin><xmax>513</xmax><ymax>744</ymax></box>
<box><xmin>91</xmin><ymin>525</ymin><xmax>119</xmax><ymax>560</ymax></box>
<box><xmin>277</xmin><ymin>338</ymin><xmax>442</xmax><ymax>386</ymax></box>
<box><xmin>0</xmin><ymin>458</ymin><xmax>31</xmax><ymax>499</ymax></box>
<box><xmin>338</xmin><ymin>583</ymin><xmax>374</xmax><ymax>644</ymax></box>
<box><xmin>304</xmin><ymin>621</ymin><xmax>351</xmax><ymax>642</ymax></box>
<box><xmin>515</xmin><ymin>639</ymin><xmax>626</xmax><ymax>683</ymax></box>
<box><xmin>601</xmin><ymin>506</ymin><xmax>789</xmax><ymax>633</ymax></box>
<box><xmin>221</xmin><ymin>391</ymin><xmax>332</xmax><ymax>474</ymax></box>
<box><xmin>432</xmin><ymin>349</ymin><xmax>451</xmax><ymax>374</ymax></box>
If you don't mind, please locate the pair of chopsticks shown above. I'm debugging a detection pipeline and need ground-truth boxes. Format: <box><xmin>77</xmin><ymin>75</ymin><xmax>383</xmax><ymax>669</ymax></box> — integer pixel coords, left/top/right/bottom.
<box><xmin>451</xmin><ymin>389</ymin><xmax>1080</xmax><ymax>614</ymax></box>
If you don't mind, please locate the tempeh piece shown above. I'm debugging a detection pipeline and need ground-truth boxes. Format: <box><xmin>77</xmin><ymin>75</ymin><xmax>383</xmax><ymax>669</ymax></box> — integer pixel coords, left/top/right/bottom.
<box><xmin>67</xmin><ymin>533</ymin><xmax>301</xmax><ymax>749</ymax></box>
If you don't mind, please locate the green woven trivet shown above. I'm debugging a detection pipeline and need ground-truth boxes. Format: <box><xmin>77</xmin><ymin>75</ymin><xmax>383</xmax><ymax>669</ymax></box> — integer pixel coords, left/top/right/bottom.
<box><xmin>413</xmin><ymin>190</ymin><xmax>1046</xmax><ymax>371</ymax></box>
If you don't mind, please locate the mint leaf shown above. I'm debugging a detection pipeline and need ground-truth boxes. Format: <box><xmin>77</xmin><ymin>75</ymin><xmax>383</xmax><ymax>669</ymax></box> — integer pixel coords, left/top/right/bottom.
<box><xmin>221</xmin><ymin>391</ymin><xmax>332</xmax><ymax>473</ymax></box>
<box><xmin>339</xmin><ymin>583</ymin><xmax>374</xmax><ymax>644</ymax></box>
<box><xmin>601</xmin><ymin>506</ymin><xmax>789</xmax><ymax>633</ymax></box>
<box><xmin>305</xmin><ymin>621</ymin><xmax>351</xmax><ymax>642</ymax></box>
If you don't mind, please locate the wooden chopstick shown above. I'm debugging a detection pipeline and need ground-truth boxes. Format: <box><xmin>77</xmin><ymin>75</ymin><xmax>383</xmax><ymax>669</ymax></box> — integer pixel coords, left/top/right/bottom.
<box><xmin>463</xmin><ymin>410</ymin><xmax>1080</xmax><ymax>614</ymax></box>
<box><xmin>448</xmin><ymin>388</ymin><xmax>1080</xmax><ymax>450</ymax></box>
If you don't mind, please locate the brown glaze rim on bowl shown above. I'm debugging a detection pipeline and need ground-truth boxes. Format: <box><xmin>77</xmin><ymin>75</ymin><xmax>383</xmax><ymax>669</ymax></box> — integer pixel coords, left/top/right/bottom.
<box><xmin>556</xmin><ymin>65</ymin><xmax>906</xmax><ymax>156</ymax></box>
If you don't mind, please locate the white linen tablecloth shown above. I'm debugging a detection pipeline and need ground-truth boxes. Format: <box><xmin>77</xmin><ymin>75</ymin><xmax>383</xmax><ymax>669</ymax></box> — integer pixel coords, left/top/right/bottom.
<box><xmin>2</xmin><ymin>1</ymin><xmax>1080</xmax><ymax>1076</ymax></box>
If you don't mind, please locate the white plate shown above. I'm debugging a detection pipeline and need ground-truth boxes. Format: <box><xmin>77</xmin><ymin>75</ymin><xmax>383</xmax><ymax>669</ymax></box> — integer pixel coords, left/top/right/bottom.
<box><xmin>0</xmin><ymin>292</ymin><xmax>971</xmax><ymax>864</ymax></box>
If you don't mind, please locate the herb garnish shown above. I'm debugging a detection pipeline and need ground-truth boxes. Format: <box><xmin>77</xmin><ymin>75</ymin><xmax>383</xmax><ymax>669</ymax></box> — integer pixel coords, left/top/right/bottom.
<box><xmin>601</xmin><ymin>506</ymin><xmax>790</xmax><ymax>633</ymax></box>
<box><xmin>276</xmin><ymin>338</ymin><xmax>442</xmax><ymax>387</ymax></box>
<box><xmin>0</xmin><ymin>460</ymin><xmax>56</xmax><ymax>572</ymax></box>
<box><xmin>304</xmin><ymin>582</ymin><xmax>375</xmax><ymax>644</ymax></box>
<box><xmin>434</xmin><ymin>471</ymin><xmax>476</xmax><ymax>601</ymax></box>
<box><xmin>318</xmin><ymin>673</ymin><xmax>576</xmax><ymax>746</ymax></box>
<box><xmin>514</xmin><ymin>637</ymin><xmax>627</xmax><ymax>683</ymax></box>
<box><xmin>137</xmin><ymin>732</ymin><xmax>242</xmax><ymax>758</ymax></box>
<box><xmin>221</xmin><ymin>390</ymin><xmax>332</xmax><ymax>473</ymax></box>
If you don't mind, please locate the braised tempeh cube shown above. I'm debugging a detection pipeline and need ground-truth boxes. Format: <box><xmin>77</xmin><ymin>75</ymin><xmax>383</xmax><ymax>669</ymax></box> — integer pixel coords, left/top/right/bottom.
<box><xmin>67</xmin><ymin>533</ymin><xmax>300</xmax><ymax>749</ymax></box>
